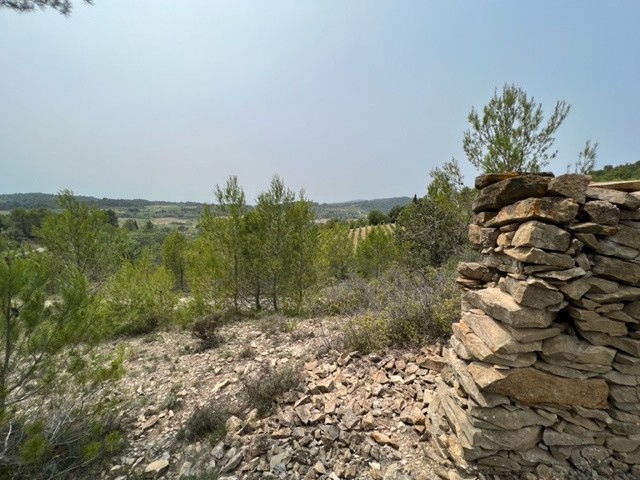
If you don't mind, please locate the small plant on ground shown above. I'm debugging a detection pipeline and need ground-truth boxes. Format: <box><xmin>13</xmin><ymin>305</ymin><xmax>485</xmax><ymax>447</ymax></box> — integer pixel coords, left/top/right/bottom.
<box><xmin>191</xmin><ymin>314</ymin><xmax>223</xmax><ymax>351</ymax></box>
<box><xmin>238</xmin><ymin>345</ymin><xmax>256</xmax><ymax>360</ymax></box>
<box><xmin>177</xmin><ymin>401</ymin><xmax>233</xmax><ymax>444</ymax></box>
<box><xmin>241</xmin><ymin>364</ymin><xmax>303</xmax><ymax>417</ymax></box>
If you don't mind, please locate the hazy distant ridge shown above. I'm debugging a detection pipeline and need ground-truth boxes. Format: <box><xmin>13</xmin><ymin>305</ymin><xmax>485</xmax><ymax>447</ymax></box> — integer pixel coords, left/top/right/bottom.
<box><xmin>0</xmin><ymin>193</ymin><xmax>412</xmax><ymax>219</ymax></box>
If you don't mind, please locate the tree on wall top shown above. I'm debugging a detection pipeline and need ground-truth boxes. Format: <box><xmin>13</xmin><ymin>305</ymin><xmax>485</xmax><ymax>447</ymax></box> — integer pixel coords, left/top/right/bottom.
<box><xmin>1</xmin><ymin>0</ymin><xmax>93</xmax><ymax>15</ymax></box>
<box><xmin>463</xmin><ymin>84</ymin><xmax>571</xmax><ymax>174</ymax></box>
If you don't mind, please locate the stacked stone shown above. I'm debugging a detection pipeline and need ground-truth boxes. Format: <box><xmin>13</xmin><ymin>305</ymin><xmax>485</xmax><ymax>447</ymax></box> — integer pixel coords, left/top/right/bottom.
<box><xmin>428</xmin><ymin>173</ymin><xmax>640</xmax><ymax>478</ymax></box>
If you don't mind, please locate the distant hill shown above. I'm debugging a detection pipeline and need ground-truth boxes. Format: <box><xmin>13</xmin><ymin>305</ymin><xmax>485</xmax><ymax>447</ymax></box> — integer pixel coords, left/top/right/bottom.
<box><xmin>590</xmin><ymin>160</ymin><xmax>640</xmax><ymax>182</ymax></box>
<box><xmin>314</xmin><ymin>197</ymin><xmax>412</xmax><ymax>220</ymax></box>
<box><xmin>0</xmin><ymin>193</ymin><xmax>412</xmax><ymax>221</ymax></box>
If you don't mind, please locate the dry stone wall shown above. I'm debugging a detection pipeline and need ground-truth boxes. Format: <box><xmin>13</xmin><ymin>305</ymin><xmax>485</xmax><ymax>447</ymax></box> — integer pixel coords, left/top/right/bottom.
<box><xmin>427</xmin><ymin>173</ymin><xmax>640</xmax><ymax>478</ymax></box>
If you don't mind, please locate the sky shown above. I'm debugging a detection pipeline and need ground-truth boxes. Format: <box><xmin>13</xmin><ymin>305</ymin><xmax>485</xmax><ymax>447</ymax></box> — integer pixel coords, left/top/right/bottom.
<box><xmin>1</xmin><ymin>1</ymin><xmax>640</xmax><ymax>204</ymax></box>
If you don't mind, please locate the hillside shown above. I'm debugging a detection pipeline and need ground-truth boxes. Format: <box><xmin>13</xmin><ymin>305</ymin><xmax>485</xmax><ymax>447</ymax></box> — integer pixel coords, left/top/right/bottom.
<box><xmin>0</xmin><ymin>193</ymin><xmax>412</xmax><ymax>221</ymax></box>
<box><xmin>590</xmin><ymin>160</ymin><xmax>640</xmax><ymax>182</ymax></box>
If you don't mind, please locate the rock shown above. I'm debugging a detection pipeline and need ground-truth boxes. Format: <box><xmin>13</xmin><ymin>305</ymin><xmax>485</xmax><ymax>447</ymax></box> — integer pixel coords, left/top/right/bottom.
<box><xmin>567</xmin><ymin>306</ymin><xmax>628</xmax><ymax>336</ymax></box>
<box><xmin>370</xmin><ymin>431</ymin><xmax>399</xmax><ymax>449</ymax></box>
<box><xmin>466</xmin><ymin>362</ymin><xmax>609</xmax><ymax>408</ymax></box>
<box><xmin>504</xmin><ymin>324</ymin><xmax>562</xmax><ymax>343</ymax></box>
<box><xmin>225</xmin><ymin>415</ymin><xmax>243</xmax><ymax>434</ymax></box>
<box><xmin>595</xmin><ymin>238</ymin><xmax>640</xmax><ymax>259</ymax></box>
<box><xmin>457</xmin><ymin>262</ymin><xmax>495</xmax><ymax>282</ymax></box>
<box><xmin>399</xmin><ymin>404</ymin><xmax>426</xmax><ymax>425</ymax></box>
<box><xmin>542</xmin><ymin>334</ymin><xmax>616</xmax><ymax>366</ymax></box>
<box><xmin>583</xmin><ymin>200</ymin><xmax>620</xmax><ymax>225</ymax></box>
<box><xmin>313</xmin><ymin>461</ymin><xmax>327</xmax><ymax>474</ymax></box>
<box><xmin>220</xmin><ymin>450</ymin><xmax>243</xmax><ymax>473</ymax></box>
<box><xmin>586</xmin><ymin>186</ymin><xmax>640</xmax><ymax>210</ymax></box>
<box><xmin>145</xmin><ymin>458</ymin><xmax>169</xmax><ymax>476</ymax></box>
<box><xmin>461</xmin><ymin>310</ymin><xmax>542</xmax><ymax>354</ymax></box>
<box><xmin>624</xmin><ymin>301</ymin><xmax>640</xmax><ymax>320</ymax></box>
<box><xmin>503</xmin><ymin>247</ymin><xmax>575</xmax><ymax>268</ymax></box>
<box><xmin>468</xmin><ymin>225</ymin><xmax>500</xmax><ymax>249</ymax></box>
<box><xmin>588</xmin><ymin>276</ymin><xmax>620</xmax><ymax>294</ymax></box>
<box><xmin>452</xmin><ymin>321</ymin><xmax>537</xmax><ymax>367</ymax></box>
<box><xmin>548</xmin><ymin>174</ymin><xmax>591</xmax><ymax>203</ymax></box>
<box><xmin>534</xmin><ymin>267</ymin><xmax>587</xmax><ymax>282</ymax></box>
<box><xmin>609</xmin><ymin>225</ymin><xmax>640</xmax><ymax>250</ymax></box>
<box><xmin>463</xmin><ymin>288</ymin><xmax>556</xmax><ymax>328</ymax></box>
<box><xmin>587</xmin><ymin>285</ymin><xmax>640</xmax><ymax>303</ymax></box>
<box><xmin>501</xmin><ymin>276</ymin><xmax>564</xmax><ymax>309</ymax></box>
<box><xmin>542</xmin><ymin>429</ymin><xmax>595</xmax><ymax>446</ymax></box>
<box><xmin>591</xmin><ymin>255</ymin><xmax>640</xmax><ymax>285</ymax></box>
<box><xmin>558</xmin><ymin>278</ymin><xmax>591</xmax><ymax>301</ymax></box>
<box><xmin>472</xmin><ymin>174</ymin><xmax>551</xmax><ymax>213</ymax></box>
<box><xmin>469</xmin><ymin>406</ymin><xmax>555</xmax><ymax>430</ymax></box>
<box><xmin>485</xmin><ymin>197</ymin><xmax>579</xmax><ymax>227</ymax></box>
<box><xmin>511</xmin><ymin>220</ymin><xmax>571</xmax><ymax>252</ymax></box>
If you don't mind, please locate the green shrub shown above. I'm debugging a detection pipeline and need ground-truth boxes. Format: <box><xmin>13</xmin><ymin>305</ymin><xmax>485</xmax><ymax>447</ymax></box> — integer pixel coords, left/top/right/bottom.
<box><xmin>0</xmin><ymin>411</ymin><xmax>123</xmax><ymax>480</ymax></box>
<box><xmin>241</xmin><ymin>364</ymin><xmax>302</xmax><ymax>417</ymax></box>
<box><xmin>102</xmin><ymin>249</ymin><xmax>177</xmax><ymax>336</ymax></box>
<box><xmin>341</xmin><ymin>312</ymin><xmax>391</xmax><ymax>354</ymax></box>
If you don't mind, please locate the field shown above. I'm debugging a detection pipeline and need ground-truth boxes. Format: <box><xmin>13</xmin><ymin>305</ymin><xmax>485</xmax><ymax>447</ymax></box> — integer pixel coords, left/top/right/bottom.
<box><xmin>349</xmin><ymin>223</ymin><xmax>396</xmax><ymax>246</ymax></box>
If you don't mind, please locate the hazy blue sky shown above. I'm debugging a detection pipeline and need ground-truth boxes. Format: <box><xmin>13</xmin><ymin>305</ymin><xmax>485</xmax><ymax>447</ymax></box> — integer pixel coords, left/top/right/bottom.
<box><xmin>1</xmin><ymin>1</ymin><xmax>639</xmax><ymax>203</ymax></box>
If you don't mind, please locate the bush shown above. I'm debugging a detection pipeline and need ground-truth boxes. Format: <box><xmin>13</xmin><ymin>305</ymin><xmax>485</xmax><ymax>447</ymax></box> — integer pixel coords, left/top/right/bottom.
<box><xmin>334</xmin><ymin>263</ymin><xmax>463</xmax><ymax>353</ymax></box>
<box><xmin>177</xmin><ymin>402</ymin><xmax>232</xmax><ymax>444</ymax></box>
<box><xmin>102</xmin><ymin>250</ymin><xmax>177</xmax><ymax>336</ymax></box>
<box><xmin>311</xmin><ymin>276</ymin><xmax>371</xmax><ymax>316</ymax></box>
<box><xmin>191</xmin><ymin>314</ymin><xmax>223</xmax><ymax>350</ymax></box>
<box><xmin>341</xmin><ymin>313</ymin><xmax>391</xmax><ymax>354</ymax></box>
<box><xmin>0</xmin><ymin>408</ymin><xmax>123</xmax><ymax>480</ymax></box>
<box><xmin>241</xmin><ymin>364</ymin><xmax>302</xmax><ymax>417</ymax></box>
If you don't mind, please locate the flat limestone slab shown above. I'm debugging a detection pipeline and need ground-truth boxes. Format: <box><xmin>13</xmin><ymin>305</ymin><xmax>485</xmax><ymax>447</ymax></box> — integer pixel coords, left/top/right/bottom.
<box><xmin>463</xmin><ymin>287</ymin><xmax>556</xmax><ymax>328</ymax></box>
<box><xmin>467</xmin><ymin>362</ymin><xmax>609</xmax><ymax>409</ymax></box>
<box><xmin>590</xmin><ymin>180</ymin><xmax>640</xmax><ymax>192</ymax></box>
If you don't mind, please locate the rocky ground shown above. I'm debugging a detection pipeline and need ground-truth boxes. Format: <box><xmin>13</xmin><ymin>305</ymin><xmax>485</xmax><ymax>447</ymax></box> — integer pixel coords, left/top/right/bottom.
<box><xmin>98</xmin><ymin>315</ymin><xmax>465</xmax><ymax>480</ymax></box>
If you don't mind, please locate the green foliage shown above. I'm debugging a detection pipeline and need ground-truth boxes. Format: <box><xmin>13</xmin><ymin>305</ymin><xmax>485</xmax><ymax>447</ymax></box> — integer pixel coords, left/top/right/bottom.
<box><xmin>0</xmin><ymin>243</ymin><xmax>125</xmax><ymax>479</ymax></box>
<box><xmin>570</xmin><ymin>139</ymin><xmax>599</xmax><ymax>174</ymax></box>
<box><xmin>367</xmin><ymin>209</ymin><xmax>389</xmax><ymax>225</ymax></box>
<box><xmin>463</xmin><ymin>83</ymin><xmax>571</xmax><ymax>173</ymax></box>
<box><xmin>284</xmin><ymin>192</ymin><xmax>319</xmax><ymax>313</ymax></box>
<box><xmin>590</xmin><ymin>160</ymin><xmax>640</xmax><ymax>182</ymax></box>
<box><xmin>37</xmin><ymin>190</ymin><xmax>126</xmax><ymax>283</ymax></box>
<box><xmin>388</xmin><ymin>204</ymin><xmax>405</xmax><ymax>223</ymax></box>
<box><xmin>162</xmin><ymin>230</ymin><xmax>188</xmax><ymax>291</ymax></box>
<box><xmin>241</xmin><ymin>364</ymin><xmax>302</xmax><ymax>417</ymax></box>
<box><xmin>341</xmin><ymin>313</ymin><xmax>391</xmax><ymax>354</ymax></box>
<box><xmin>102</xmin><ymin>250</ymin><xmax>176</xmax><ymax>336</ymax></box>
<box><xmin>1</xmin><ymin>412</ymin><xmax>124</xmax><ymax>480</ymax></box>
<box><xmin>311</xmin><ymin>276</ymin><xmax>370</xmax><ymax>316</ymax></box>
<box><xmin>355</xmin><ymin>226</ymin><xmax>397</xmax><ymax>279</ymax></box>
<box><xmin>333</xmin><ymin>263</ymin><xmax>462</xmax><ymax>353</ymax></box>
<box><xmin>0</xmin><ymin>252</ymin><xmax>100</xmax><ymax>412</ymax></box>
<box><xmin>318</xmin><ymin>222</ymin><xmax>355</xmax><ymax>281</ymax></box>
<box><xmin>8</xmin><ymin>208</ymin><xmax>49</xmax><ymax>240</ymax></box>
<box><xmin>186</xmin><ymin>206</ymin><xmax>225</xmax><ymax>310</ymax></box>
<box><xmin>213</xmin><ymin>176</ymin><xmax>247</xmax><ymax>309</ymax></box>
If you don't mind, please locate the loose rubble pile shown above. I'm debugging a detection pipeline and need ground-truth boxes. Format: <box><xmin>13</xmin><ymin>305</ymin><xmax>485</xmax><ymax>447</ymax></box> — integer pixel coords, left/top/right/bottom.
<box><xmin>197</xmin><ymin>348</ymin><xmax>448</xmax><ymax>480</ymax></box>
<box><xmin>104</xmin><ymin>319</ymin><xmax>449</xmax><ymax>480</ymax></box>
<box><xmin>428</xmin><ymin>173</ymin><xmax>640</xmax><ymax>478</ymax></box>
